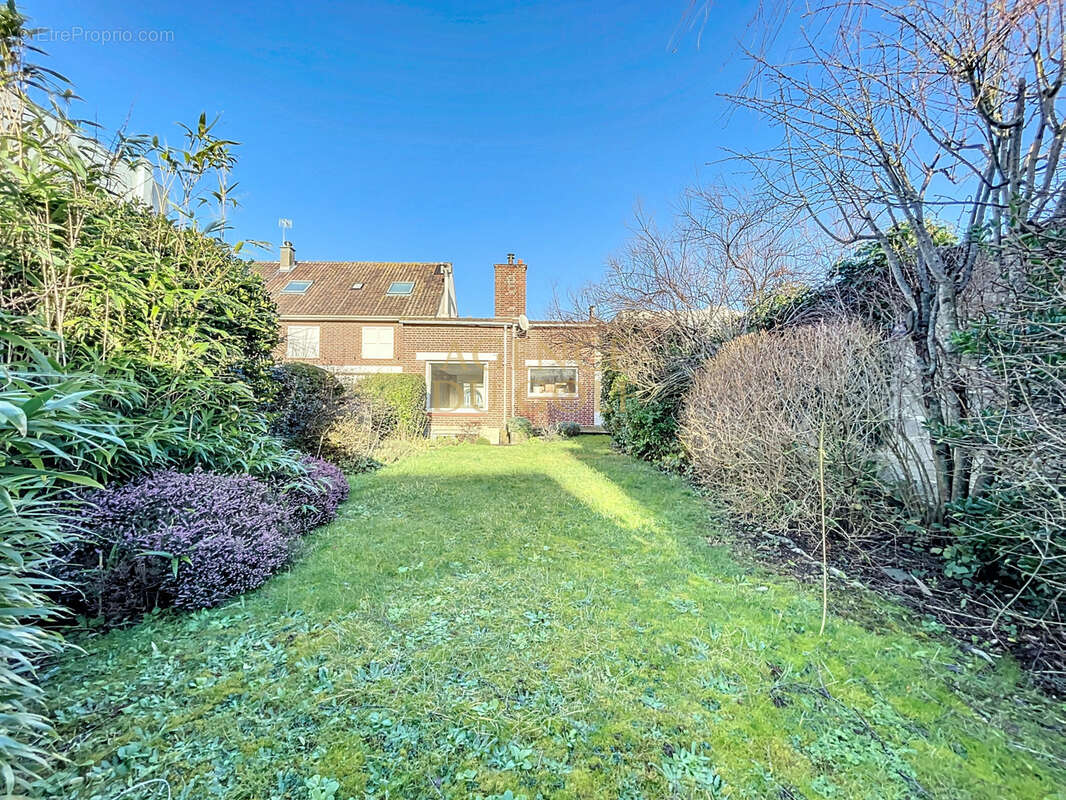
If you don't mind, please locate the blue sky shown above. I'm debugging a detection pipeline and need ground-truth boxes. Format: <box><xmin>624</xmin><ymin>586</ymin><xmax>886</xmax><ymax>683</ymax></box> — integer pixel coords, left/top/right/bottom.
<box><xmin>26</xmin><ymin>1</ymin><xmax>764</xmax><ymax>317</ymax></box>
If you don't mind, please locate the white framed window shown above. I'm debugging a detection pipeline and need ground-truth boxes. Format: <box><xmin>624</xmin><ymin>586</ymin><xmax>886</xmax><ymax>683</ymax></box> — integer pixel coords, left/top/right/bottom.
<box><xmin>282</xmin><ymin>280</ymin><xmax>313</xmax><ymax>294</ymax></box>
<box><xmin>286</xmin><ymin>325</ymin><xmax>320</xmax><ymax>359</ymax></box>
<box><xmin>427</xmin><ymin>362</ymin><xmax>487</xmax><ymax>412</ymax></box>
<box><xmin>361</xmin><ymin>326</ymin><xmax>395</xmax><ymax>359</ymax></box>
<box><xmin>386</xmin><ymin>281</ymin><xmax>415</xmax><ymax>296</ymax></box>
<box><xmin>528</xmin><ymin>366</ymin><xmax>578</xmax><ymax>398</ymax></box>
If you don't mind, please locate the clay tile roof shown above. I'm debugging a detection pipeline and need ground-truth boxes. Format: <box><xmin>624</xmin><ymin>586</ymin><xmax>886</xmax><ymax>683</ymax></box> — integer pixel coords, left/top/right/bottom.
<box><xmin>251</xmin><ymin>261</ymin><xmax>449</xmax><ymax>317</ymax></box>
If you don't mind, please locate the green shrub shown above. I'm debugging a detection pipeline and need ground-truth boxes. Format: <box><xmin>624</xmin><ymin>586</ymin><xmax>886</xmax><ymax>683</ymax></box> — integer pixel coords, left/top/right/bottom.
<box><xmin>942</xmin><ymin>229</ymin><xmax>1066</xmax><ymax>619</ymax></box>
<box><xmin>265</xmin><ymin>363</ymin><xmax>344</xmax><ymax>453</ymax></box>
<box><xmin>507</xmin><ymin>416</ymin><xmax>534</xmax><ymax>442</ymax></box>
<box><xmin>0</xmin><ymin>316</ymin><xmax>307</xmax><ymax>789</ymax></box>
<box><xmin>351</xmin><ymin>374</ymin><xmax>428</xmax><ymax>438</ymax></box>
<box><xmin>0</xmin><ymin>5</ymin><xmax>302</xmax><ymax>784</ymax></box>
<box><xmin>94</xmin><ymin>357</ymin><xmax>302</xmax><ymax>480</ymax></box>
<box><xmin>552</xmin><ymin>420</ymin><xmax>582</xmax><ymax>438</ymax></box>
<box><xmin>601</xmin><ymin>368</ymin><xmax>686</xmax><ymax>470</ymax></box>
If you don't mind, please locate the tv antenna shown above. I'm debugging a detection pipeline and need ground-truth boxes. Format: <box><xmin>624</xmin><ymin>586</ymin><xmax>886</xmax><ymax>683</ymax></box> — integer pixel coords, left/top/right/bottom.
<box><xmin>278</xmin><ymin>217</ymin><xmax>293</xmax><ymax>245</ymax></box>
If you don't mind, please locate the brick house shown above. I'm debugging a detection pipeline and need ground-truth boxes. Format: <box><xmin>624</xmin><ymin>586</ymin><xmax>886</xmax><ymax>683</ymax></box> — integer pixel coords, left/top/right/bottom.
<box><xmin>253</xmin><ymin>244</ymin><xmax>600</xmax><ymax>442</ymax></box>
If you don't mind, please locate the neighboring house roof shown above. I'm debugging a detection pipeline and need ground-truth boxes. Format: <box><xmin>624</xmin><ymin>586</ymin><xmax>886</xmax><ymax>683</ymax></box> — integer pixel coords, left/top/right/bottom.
<box><xmin>252</xmin><ymin>261</ymin><xmax>459</xmax><ymax>318</ymax></box>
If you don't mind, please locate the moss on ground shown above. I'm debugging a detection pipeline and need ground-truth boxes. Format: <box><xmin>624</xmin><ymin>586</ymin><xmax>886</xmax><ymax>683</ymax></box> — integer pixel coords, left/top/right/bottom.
<box><xmin>45</xmin><ymin>437</ymin><xmax>1066</xmax><ymax>799</ymax></box>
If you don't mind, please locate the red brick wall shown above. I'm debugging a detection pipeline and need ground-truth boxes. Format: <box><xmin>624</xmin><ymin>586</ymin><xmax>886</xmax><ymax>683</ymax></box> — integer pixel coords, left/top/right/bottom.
<box><xmin>275</xmin><ymin>318</ymin><xmax>599</xmax><ymax>435</ymax></box>
<box><xmin>494</xmin><ymin>261</ymin><xmax>527</xmax><ymax>318</ymax></box>
<box><xmin>512</xmin><ymin>326</ymin><xmax>597</xmax><ymax>429</ymax></box>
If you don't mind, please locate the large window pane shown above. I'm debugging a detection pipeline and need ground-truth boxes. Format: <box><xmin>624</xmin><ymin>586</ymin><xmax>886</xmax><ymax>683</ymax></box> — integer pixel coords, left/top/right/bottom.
<box><xmin>528</xmin><ymin>366</ymin><xmax>577</xmax><ymax>397</ymax></box>
<box><xmin>429</xmin><ymin>363</ymin><xmax>486</xmax><ymax>411</ymax></box>
<box><xmin>286</xmin><ymin>325</ymin><xmax>319</xmax><ymax>358</ymax></box>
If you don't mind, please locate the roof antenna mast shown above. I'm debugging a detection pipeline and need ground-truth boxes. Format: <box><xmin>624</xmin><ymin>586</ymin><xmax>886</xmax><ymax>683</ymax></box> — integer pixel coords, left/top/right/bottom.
<box><xmin>278</xmin><ymin>217</ymin><xmax>293</xmax><ymax>248</ymax></box>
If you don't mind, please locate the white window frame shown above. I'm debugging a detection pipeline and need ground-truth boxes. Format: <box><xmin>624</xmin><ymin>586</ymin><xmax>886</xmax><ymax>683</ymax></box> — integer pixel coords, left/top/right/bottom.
<box><xmin>527</xmin><ymin>365</ymin><xmax>579</xmax><ymax>398</ymax></box>
<box><xmin>426</xmin><ymin>361</ymin><xmax>489</xmax><ymax>413</ymax></box>
<box><xmin>285</xmin><ymin>325</ymin><xmax>320</xmax><ymax>359</ymax></box>
<box><xmin>361</xmin><ymin>325</ymin><xmax>395</xmax><ymax>360</ymax></box>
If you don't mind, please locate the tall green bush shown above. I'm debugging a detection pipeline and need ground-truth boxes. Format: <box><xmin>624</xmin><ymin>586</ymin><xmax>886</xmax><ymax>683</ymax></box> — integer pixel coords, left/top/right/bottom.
<box><xmin>351</xmin><ymin>373</ymin><xmax>428</xmax><ymax>438</ymax></box>
<box><xmin>265</xmin><ymin>363</ymin><xmax>344</xmax><ymax>454</ymax></box>
<box><xmin>601</xmin><ymin>368</ymin><xmax>686</xmax><ymax>471</ymax></box>
<box><xmin>0</xmin><ymin>3</ymin><xmax>304</xmax><ymax>786</ymax></box>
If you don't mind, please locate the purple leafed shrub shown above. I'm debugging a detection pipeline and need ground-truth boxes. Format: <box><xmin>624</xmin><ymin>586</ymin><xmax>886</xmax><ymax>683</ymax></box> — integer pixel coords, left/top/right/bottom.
<box><xmin>275</xmin><ymin>456</ymin><xmax>350</xmax><ymax>535</ymax></box>
<box><xmin>57</xmin><ymin>470</ymin><xmax>294</xmax><ymax>620</ymax></box>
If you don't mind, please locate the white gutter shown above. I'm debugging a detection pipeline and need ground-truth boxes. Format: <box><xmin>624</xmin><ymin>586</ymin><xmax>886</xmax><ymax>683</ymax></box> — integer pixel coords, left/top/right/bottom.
<box><xmin>279</xmin><ymin>315</ymin><xmax>512</xmax><ymax>326</ymax></box>
<box><xmin>278</xmin><ymin>315</ymin><xmax>595</xmax><ymax>328</ymax></box>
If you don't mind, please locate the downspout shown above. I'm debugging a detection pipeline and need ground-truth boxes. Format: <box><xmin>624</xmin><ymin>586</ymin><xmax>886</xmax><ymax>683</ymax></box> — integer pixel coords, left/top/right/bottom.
<box><xmin>511</xmin><ymin>323</ymin><xmax>517</xmax><ymax>419</ymax></box>
<box><xmin>502</xmin><ymin>324</ymin><xmax>508</xmax><ymax>428</ymax></box>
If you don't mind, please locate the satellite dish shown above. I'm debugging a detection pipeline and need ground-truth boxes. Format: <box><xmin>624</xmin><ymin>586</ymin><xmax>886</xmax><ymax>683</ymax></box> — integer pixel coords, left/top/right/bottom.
<box><xmin>517</xmin><ymin>314</ymin><xmax>529</xmax><ymax>332</ymax></box>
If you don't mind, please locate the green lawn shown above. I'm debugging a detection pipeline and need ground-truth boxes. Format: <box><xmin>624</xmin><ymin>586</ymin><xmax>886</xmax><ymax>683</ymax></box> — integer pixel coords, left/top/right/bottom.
<box><xmin>47</xmin><ymin>437</ymin><xmax>1066</xmax><ymax>799</ymax></box>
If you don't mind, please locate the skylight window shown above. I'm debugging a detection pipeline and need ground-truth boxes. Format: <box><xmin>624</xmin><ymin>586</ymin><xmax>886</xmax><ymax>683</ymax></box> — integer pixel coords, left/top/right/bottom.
<box><xmin>351</xmin><ymin>282</ymin><xmax>365</xmax><ymax>290</ymax></box>
<box><xmin>386</xmin><ymin>281</ymin><xmax>415</xmax><ymax>296</ymax></box>
<box><xmin>281</xmin><ymin>280</ymin><xmax>313</xmax><ymax>294</ymax></box>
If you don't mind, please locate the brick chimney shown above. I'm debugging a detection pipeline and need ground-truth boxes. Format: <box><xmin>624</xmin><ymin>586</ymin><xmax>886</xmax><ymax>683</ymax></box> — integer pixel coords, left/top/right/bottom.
<box><xmin>280</xmin><ymin>241</ymin><xmax>296</xmax><ymax>272</ymax></box>
<box><xmin>494</xmin><ymin>253</ymin><xmax>526</xmax><ymax>318</ymax></box>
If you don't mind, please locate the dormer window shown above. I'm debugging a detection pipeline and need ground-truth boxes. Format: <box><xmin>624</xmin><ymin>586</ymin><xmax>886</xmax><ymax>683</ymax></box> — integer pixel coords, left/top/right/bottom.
<box><xmin>386</xmin><ymin>281</ymin><xmax>415</xmax><ymax>296</ymax></box>
<box><xmin>282</xmin><ymin>280</ymin><xmax>313</xmax><ymax>294</ymax></box>
<box><xmin>351</xmin><ymin>282</ymin><xmax>365</xmax><ymax>290</ymax></box>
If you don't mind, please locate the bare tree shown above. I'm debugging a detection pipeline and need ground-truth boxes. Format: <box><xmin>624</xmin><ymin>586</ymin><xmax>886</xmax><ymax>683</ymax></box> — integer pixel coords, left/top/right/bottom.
<box><xmin>726</xmin><ymin>0</ymin><xmax>1066</xmax><ymax>517</ymax></box>
<box><xmin>560</xmin><ymin>184</ymin><xmax>826</xmax><ymax>399</ymax></box>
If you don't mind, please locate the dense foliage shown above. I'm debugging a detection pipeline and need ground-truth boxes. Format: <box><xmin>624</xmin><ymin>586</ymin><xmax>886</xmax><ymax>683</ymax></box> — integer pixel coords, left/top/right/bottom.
<box><xmin>266</xmin><ymin>362</ymin><xmax>344</xmax><ymax>453</ymax></box>
<box><xmin>275</xmin><ymin>456</ymin><xmax>350</xmax><ymax>535</ymax></box>
<box><xmin>55</xmin><ymin>470</ymin><xmax>294</xmax><ymax>620</ymax></box>
<box><xmin>942</xmin><ymin>230</ymin><xmax>1066</xmax><ymax>625</ymax></box>
<box><xmin>0</xmin><ymin>326</ymin><xmax>127</xmax><ymax>793</ymax></box>
<box><xmin>55</xmin><ymin>461</ymin><xmax>348</xmax><ymax>623</ymax></box>
<box><xmin>1</xmin><ymin>199</ymin><xmax>279</xmax><ymax>393</ymax></box>
<box><xmin>600</xmin><ymin>368</ymin><xmax>686</xmax><ymax>472</ymax></box>
<box><xmin>351</xmin><ymin>373</ymin><xmax>429</xmax><ymax>438</ymax></box>
<box><xmin>0</xmin><ymin>3</ymin><xmax>318</xmax><ymax>785</ymax></box>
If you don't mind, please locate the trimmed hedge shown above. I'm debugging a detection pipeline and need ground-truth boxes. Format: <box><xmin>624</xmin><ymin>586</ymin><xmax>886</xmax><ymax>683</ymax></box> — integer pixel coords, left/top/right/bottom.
<box><xmin>352</xmin><ymin>373</ymin><xmax>428</xmax><ymax>437</ymax></box>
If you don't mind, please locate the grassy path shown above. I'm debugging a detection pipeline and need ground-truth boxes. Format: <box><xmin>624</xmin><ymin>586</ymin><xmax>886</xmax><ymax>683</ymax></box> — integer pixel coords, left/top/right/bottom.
<box><xmin>48</xmin><ymin>437</ymin><xmax>1065</xmax><ymax>799</ymax></box>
